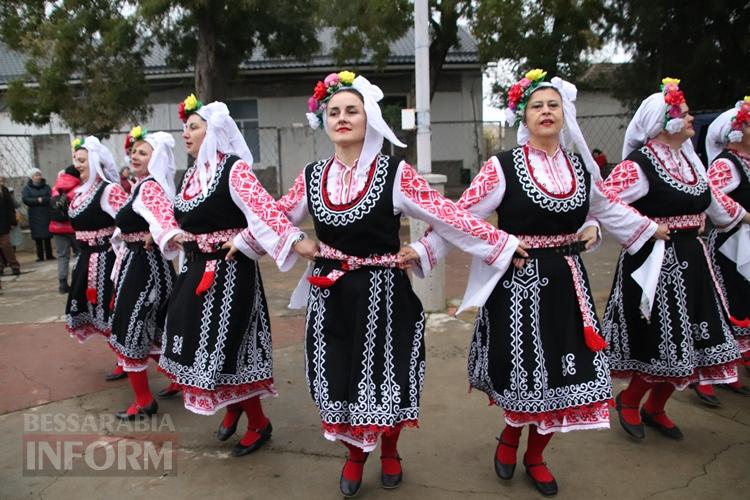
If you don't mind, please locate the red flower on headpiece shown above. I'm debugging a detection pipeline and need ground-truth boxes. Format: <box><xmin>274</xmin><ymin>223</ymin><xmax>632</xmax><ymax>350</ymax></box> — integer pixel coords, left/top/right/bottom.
<box><xmin>507</xmin><ymin>83</ymin><xmax>524</xmax><ymax>108</ymax></box>
<box><xmin>734</xmin><ymin>108</ymin><xmax>750</xmax><ymax>129</ymax></box>
<box><xmin>178</xmin><ymin>101</ymin><xmax>187</xmax><ymax>123</ymax></box>
<box><xmin>664</xmin><ymin>89</ymin><xmax>685</xmax><ymax>107</ymax></box>
<box><xmin>124</xmin><ymin>135</ymin><xmax>135</xmax><ymax>155</ymax></box>
<box><xmin>312</xmin><ymin>81</ymin><xmax>327</xmax><ymax>101</ymax></box>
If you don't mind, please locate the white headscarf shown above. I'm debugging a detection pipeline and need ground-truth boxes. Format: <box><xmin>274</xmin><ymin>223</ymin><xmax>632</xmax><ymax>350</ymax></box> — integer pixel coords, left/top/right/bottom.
<box><xmin>706</xmin><ymin>102</ymin><xmax>744</xmax><ymax>163</ymax></box>
<box><xmin>514</xmin><ymin>77</ymin><xmax>601</xmax><ymax>180</ymax></box>
<box><xmin>316</xmin><ymin>75</ymin><xmax>406</xmax><ymax>176</ymax></box>
<box><xmin>623</xmin><ymin>92</ymin><xmax>707</xmax><ymax>180</ymax></box>
<box><xmin>77</xmin><ymin>136</ymin><xmax>119</xmax><ymax>194</ymax></box>
<box><xmin>143</xmin><ymin>131</ymin><xmax>177</xmax><ymax>200</ymax></box>
<box><xmin>193</xmin><ymin>102</ymin><xmax>254</xmax><ymax>195</ymax></box>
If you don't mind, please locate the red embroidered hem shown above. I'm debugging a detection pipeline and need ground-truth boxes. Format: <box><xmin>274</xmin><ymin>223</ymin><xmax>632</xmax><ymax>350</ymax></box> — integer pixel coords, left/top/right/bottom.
<box><xmin>66</xmin><ymin>324</ymin><xmax>110</xmax><ymax>343</ymax></box>
<box><xmin>108</xmin><ymin>343</ymin><xmax>161</xmax><ymax>371</ymax></box>
<box><xmin>612</xmin><ymin>361</ymin><xmax>739</xmax><ymax>389</ymax></box>
<box><xmin>322</xmin><ymin>419</ymin><xmax>419</xmax><ymax>440</ymax></box>
<box><xmin>502</xmin><ymin>400</ymin><xmax>611</xmax><ymax>433</ymax></box>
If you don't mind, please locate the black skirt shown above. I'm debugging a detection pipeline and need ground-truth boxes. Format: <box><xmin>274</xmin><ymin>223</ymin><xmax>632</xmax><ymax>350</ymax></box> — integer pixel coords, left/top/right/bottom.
<box><xmin>707</xmin><ymin>227</ymin><xmax>750</xmax><ymax>352</ymax></box>
<box><xmin>468</xmin><ymin>254</ymin><xmax>611</xmax><ymax>433</ymax></box>
<box><xmin>604</xmin><ymin>232</ymin><xmax>740</xmax><ymax>388</ymax></box>
<box><xmin>159</xmin><ymin>247</ymin><xmax>275</xmax><ymax>415</ymax></box>
<box><xmin>109</xmin><ymin>243</ymin><xmax>175</xmax><ymax>371</ymax></box>
<box><xmin>65</xmin><ymin>244</ymin><xmax>115</xmax><ymax>342</ymax></box>
<box><xmin>305</xmin><ymin>260</ymin><xmax>425</xmax><ymax>452</ymax></box>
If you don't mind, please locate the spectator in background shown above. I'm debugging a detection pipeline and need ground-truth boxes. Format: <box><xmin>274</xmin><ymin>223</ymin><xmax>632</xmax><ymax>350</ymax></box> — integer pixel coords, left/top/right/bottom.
<box><xmin>119</xmin><ymin>166</ymin><xmax>134</xmax><ymax>194</ymax></box>
<box><xmin>22</xmin><ymin>168</ymin><xmax>55</xmax><ymax>262</ymax></box>
<box><xmin>7</xmin><ymin>187</ymin><xmax>23</xmax><ymax>250</ymax></box>
<box><xmin>592</xmin><ymin>148</ymin><xmax>609</xmax><ymax>169</ymax></box>
<box><xmin>0</xmin><ymin>176</ymin><xmax>21</xmax><ymax>282</ymax></box>
<box><xmin>50</xmin><ymin>165</ymin><xmax>82</xmax><ymax>293</ymax></box>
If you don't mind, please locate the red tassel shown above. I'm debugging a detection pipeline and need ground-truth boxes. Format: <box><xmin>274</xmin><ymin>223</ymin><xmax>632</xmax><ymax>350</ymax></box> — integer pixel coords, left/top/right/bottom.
<box><xmin>86</xmin><ymin>288</ymin><xmax>97</xmax><ymax>304</ymax></box>
<box><xmin>307</xmin><ymin>275</ymin><xmax>336</xmax><ymax>288</ymax></box>
<box><xmin>729</xmin><ymin>315</ymin><xmax>750</xmax><ymax>328</ymax></box>
<box><xmin>583</xmin><ymin>325</ymin><xmax>607</xmax><ymax>352</ymax></box>
<box><xmin>109</xmin><ymin>294</ymin><xmax>116</xmax><ymax>311</ymax></box>
<box><xmin>195</xmin><ymin>271</ymin><xmax>215</xmax><ymax>295</ymax></box>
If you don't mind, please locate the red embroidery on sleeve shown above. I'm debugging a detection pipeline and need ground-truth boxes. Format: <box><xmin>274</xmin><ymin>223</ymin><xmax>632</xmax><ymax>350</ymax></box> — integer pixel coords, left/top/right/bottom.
<box><xmin>229</xmin><ymin>161</ymin><xmax>295</xmax><ymax>237</ymax></box>
<box><xmin>140</xmin><ymin>181</ymin><xmax>179</xmax><ymax>232</ymax></box>
<box><xmin>601</xmin><ymin>160</ymin><xmax>641</xmax><ymax>197</ymax></box>
<box><xmin>108</xmin><ymin>184</ymin><xmax>129</xmax><ymax>211</ymax></box>
<box><xmin>277</xmin><ymin>172</ymin><xmax>307</xmax><ymax>214</ymax></box>
<box><xmin>399</xmin><ymin>164</ymin><xmax>506</xmax><ymax>252</ymax></box>
<box><xmin>708</xmin><ymin>159</ymin><xmax>736</xmax><ymax>191</ymax></box>
<box><xmin>457</xmin><ymin>158</ymin><xmax>501</xmax><ymax>210</ymax></box>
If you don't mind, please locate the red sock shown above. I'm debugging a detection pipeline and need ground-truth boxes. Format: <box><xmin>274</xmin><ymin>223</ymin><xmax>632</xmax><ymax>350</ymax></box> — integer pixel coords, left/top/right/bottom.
<box><xmin>342</xmin><ymin>442</ymin><xmax>368</xmax><ymax>481</ymax></box>
<box><xmin>380</xmin><ymin>429</ymin><xmax>401</xmax><ymax>475</ymax></box>
<box><xmin>127</xmin><ymin>370</ymin><xmax>153</xmax><ymax>408</ymax></box>
<box><xmin>695</xmin><ymin>383</ymin><xmax>715</xmax><ymax>396</ymax></box>
<box><xmin>643</xmin><ymin>383</ymin><xmax>676</xmax><ymax>428</ymax></box>
<box><xmin>221</xmin><ymin>403</ymin><xmax>242</xmax><ymax>429</ymax></box>
<box><xmin>619</xmin><ymin>375</ymin><xmax>652</xmax><ymax>424</ymax></box>
<box><xmin>496</xmin><ymin>425</ymin><xmax>522</xmax><ymax>465</ymax></box>
<box><xmin>112</xmin><ymin>364</ymin><xmax>125</xmax><ymax>376</ymax></box>
<box><xmin>742</xmin><ymin>353</ymin><xmax>750</xmax><ymax>367</ymax></box>
<box><xmin>524</xmin><ymin>425</ymin><xmax>554</xmax><ymax>483</ymax></box>
<box><xmin>238</xmin><ymin>397</ymin><xmax>269</xmax><ymax>446</ymax></box>
<box><xmin>727</xmin><ymin>381</ymin><xmax>744</xmax><ymax>390</ymax></box>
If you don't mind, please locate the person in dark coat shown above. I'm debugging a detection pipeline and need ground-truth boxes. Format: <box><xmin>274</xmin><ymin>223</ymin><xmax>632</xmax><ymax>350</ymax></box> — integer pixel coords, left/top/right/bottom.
<box><xmin>22</xmin><ymin>168</ymin><xmax>55</xmax><ymax>261</ymax></box>
<box><xmin>0</xmin><ymin>176</ymin><xmax>21</xmax><ymax>282</ymax></box>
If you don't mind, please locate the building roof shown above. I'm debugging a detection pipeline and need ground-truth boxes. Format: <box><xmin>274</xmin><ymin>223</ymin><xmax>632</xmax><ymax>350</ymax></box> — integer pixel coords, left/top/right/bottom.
<box><xmin>1</xmin><ymin>27</ymin><xmax>479</xmax><ymax>86</ymax></box>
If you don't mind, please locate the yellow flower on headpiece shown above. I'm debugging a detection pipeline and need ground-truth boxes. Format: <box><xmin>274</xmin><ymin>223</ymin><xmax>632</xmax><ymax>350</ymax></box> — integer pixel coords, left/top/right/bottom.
<box><xmin>661</xmin><ymin>77</ymin><xmax>680</xmax><ymax>87</ymax></box>
<box><xmin>71</xmin><ymin>138</ymin><xmax>83</xmax><ymax>151</ymax></box>
<box><xmin>744</xmin><ymin>96</ymin><xmax>750</xmax><ymax>103</ymax></box>
<box><xmin>525</xmin><ymin>69</ymin><xmax>547</xmax><ymax>82</ymax></box>
<box><xmin>184</xmin><ymin>93</ymin><xmax>199</xmax><ymax>111</ymax></box>
<box><xmin>129</xmin><ymin>126</ymin><xmax>143</xmax><ymax>139</ymax></box>
<box><xmin>338</xmin><ymin>71</ymin><xmax>355</xmax><ymax>85</ymax></box>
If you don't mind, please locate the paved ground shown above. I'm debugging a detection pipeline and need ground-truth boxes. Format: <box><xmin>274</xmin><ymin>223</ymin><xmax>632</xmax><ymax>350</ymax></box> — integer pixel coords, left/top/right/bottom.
<box><xmin>0</xmin><ymin>229</ymin><xmax>748</xmax><ymax>499</ymax></box>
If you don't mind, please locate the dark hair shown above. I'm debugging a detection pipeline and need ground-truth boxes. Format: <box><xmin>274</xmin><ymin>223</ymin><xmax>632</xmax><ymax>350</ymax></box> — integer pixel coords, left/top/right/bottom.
<box><xmin>330</xmin><ymin>87</ymin><xmax>364</xmax><ymax>103</ymax></box>
<box><xmin>64</xmin><ymin>165</ymin><xmax>80</xmax><ymax>178</ymax></box>
<box><xmin>592</xmin><ymin>148</ymin><xmax>602</xmax><ymax>155</ymax></box>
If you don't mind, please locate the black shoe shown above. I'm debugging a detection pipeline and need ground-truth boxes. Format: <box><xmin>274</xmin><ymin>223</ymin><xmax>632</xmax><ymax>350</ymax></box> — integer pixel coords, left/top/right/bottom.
<box><xmin>524</xmin><ymin>459</ymin><xmax>558</xmax><ymax>496</ymax></box>
<box><xmin>58</xmin><ymin>280</ymin><xmax>70</xmax><ymax>294</ymax></box>
<box><xmin>116</xmin><ymin>400</ymin><xmax>158</xmax><ymax>420</ymax></box>
<box><xmin>35</xmin><ymin>258</ymin><xmax>44</xmax><ymax>262</ymax></box>
<box><xmin>12</xmin><ymin>268</ymin><xmax>21</xmax><ymax>277</ymax></box>
<box><xmin>640</xmin><ymin>408</ymin><xmax>683</xmax><ymax>440</ymax></box>
<box><xmin>380</xmin><ymin>455</ymin><xmax>402</xmax><ymax>489</ymax></box>
<box><xmin>156</xmin><ymin>384</ymin><xmax>182</xmax><ymax>399</ymax></box>
<box><xmin>216</xmin><ymin>409</ymin><xmax>241</xmax><ymax>441</ymax></box>
<box><xmin>494</xmin><ymin>436</ymin><xmax>518</xmax><ymax>480</ymax></box>
<box><xmin>340</xmin><ymin>453</ymin><xmax>369</xmax><ymax>497</ymax></box>
<box><xmin>614</xmin><ymin>392</ymin><xmax>645</xmax><ymax>440</ymax></box>
<box><xmin>105</xmin><ymin>370</ymin><xmax>128</xmax><ymax>381</ymax></box>
<box><xmin>692</xmin><ymin>385</ymin><xmax>721</xmax><ymax>407</ymax></box>
<box><xmin>717</xmin><ymin>383</ymin><xmax>750</xmax><ymax>396</ymax></box>
<box><xmin>231</xmin><ymin>421</ymin><xmax>273</xmax><ymax>457</ymax></box>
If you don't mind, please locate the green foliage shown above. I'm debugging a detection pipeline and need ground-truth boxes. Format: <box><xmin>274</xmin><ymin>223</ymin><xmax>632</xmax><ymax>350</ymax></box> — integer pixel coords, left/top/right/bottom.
<box><xmin>138</xmin><ymin>0</ymin><xmax>320</xmax><ymax>101</ymax></box>
<box><xmin>0</xmin><ymin>0</ymin><xmax>150</xmax><ymax>136</ymax></box>
<box><xmin>609</xmin><ymin>0</ymin><xmax>750</xmax><ymax>110</ymax></box>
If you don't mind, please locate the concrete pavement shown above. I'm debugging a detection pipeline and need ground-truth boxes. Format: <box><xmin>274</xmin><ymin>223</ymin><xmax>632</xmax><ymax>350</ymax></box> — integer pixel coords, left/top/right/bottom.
<box><xmin>0</xmin><ymin>233</ymin><xmax>748</xmax><ymax>499</ymax></box>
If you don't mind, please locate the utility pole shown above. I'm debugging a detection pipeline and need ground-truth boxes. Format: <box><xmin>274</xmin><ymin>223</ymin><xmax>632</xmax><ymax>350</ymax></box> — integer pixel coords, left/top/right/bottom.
<box><xmin>410</xmin><ymin>0</ymin><xmax>446</xmax><ymax>312</ymax></box>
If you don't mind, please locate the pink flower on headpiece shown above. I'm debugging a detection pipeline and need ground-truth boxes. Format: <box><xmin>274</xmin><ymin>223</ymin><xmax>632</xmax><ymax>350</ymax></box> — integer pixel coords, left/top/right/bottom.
<box><xmin>668</xmin><ymin>106</ymin><xmax>683</xmax><ymax>119</ymax></box>
<box><xmin>324</xmin><ymin>73</ymin><xmax>339</xmax><ymax>87</ymax></box>
<box><xmin>307</xmin><ymin>97</ymin><xmax>319</xmax><ymax>113</ymax></box>
<box><xmin>519</xmin><ymin>78</ymin><xmax>531</xmax><ymax>88</ymax></box>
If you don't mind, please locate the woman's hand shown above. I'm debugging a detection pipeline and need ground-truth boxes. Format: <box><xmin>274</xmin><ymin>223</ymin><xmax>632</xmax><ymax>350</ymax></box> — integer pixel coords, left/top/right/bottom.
<box><xmin>144</xmin><ymin>233</ymin><xmax>154</xmax><ymax>250</ymax></box>
<box><xmin>293</xmin><ymin>238</ymin><xmax>320</xmax><ymax>261</ymax></box>
<box><xmin>397</xmin><ymin>245</ymin><xmax>421</xmax><ymax>270</ymax></box>
<box><xmin>578</xmin><ymin>225</ymin><xmax>598</xmax><ymax>250</ymax></box>
<box><xmin>653</xmin><ymin>224</ymin><xmax>671</xmax><ymax>241</ymax></box>
<box><xmin>168</xmin><ymin>233</ymin><xmax>184</xmax><ymax>250</ymax></box>
<box><xmin>222</xmin><ymin>240</ymin><xmax>239</xmax><ymax>260</ymax></box>
<box><xmin>513</xmin><ymin>240</ymin><xmax>529</xmax><ymax>269</ymax></box>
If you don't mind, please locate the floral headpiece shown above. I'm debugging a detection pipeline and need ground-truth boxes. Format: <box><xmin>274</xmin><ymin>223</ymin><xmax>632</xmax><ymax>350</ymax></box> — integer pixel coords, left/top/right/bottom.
<box><xmin>124</xmin><ymin>125</ymin><xmax>148</xmax><ymax>154</ymax></box>
<box><xmin>504</xmin><ymin>69</ymin><xmax>549</xmax><ymax>125</ymax></box>
<box><xmin>306</xmin><ymin>70</ymin><xmax>357</xmax><ymax>129</ymax></box>
<box><xmin>71</xmin><ymin>137</ymin><xmax>84</xmax><ymax>152</ymax></box>
<box><xmin>728</xmin><ymin>96</ymin><xmax>750</xmax><ymax>143</ymax></box>
<box><xmin>178</xmin><ymin>93</ymin><xmax>203</xmax><ymax>123</ymax></box>
<box><xmin>660</xmin><ymin>77</ymin><xmax>687</xmax><ymax>133</ymax></box>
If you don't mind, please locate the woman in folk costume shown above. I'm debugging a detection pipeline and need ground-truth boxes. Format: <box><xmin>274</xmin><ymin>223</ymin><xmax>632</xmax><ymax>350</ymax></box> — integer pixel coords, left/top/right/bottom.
<box><xmin>67</xmin><ymin>136</ymin><xmax>129</xmax><ymax>381</ymax></box>
<box><xmin>109</xmin><ymin>127</ymin><xmax>180</xmax><ymax>420</ymax></box>
<box><xmin>408</xmin><ymin>69</ymin><xmax>667</xmax><ymax>497</ymax></box>
<box><xmin>157</xmin><ymin>95</ymin><xmax>317</xmax><ymax>456</ymax></box>
<box><xmin>691</xmin><ymin>97</ymin><xmax>750</xmax><ymax>405</ymax></box>
<box><xmin>248</xmin><ymin>71</ymin><xmax>526</xmax><ymax>497</ymax></box>
<box><xmin>603</xmin><ymin>79</ymin><xmax>747</xmax><ymax>441</ymax></box>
